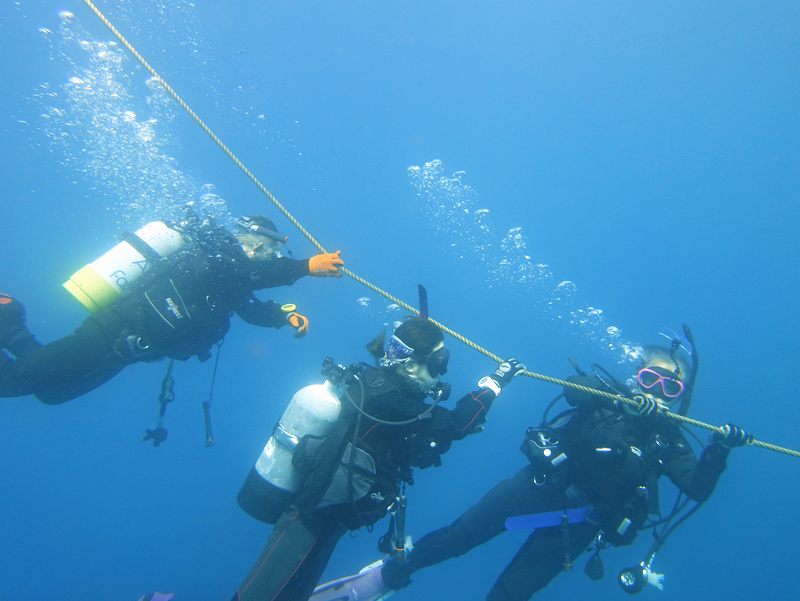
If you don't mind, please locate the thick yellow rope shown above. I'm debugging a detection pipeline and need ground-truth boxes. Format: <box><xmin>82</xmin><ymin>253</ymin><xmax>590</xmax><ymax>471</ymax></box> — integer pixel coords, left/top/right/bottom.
<box><xmin>79</xmin><ymin>0</ymin><xmax>799</xmax><ymax>459</ymax></box>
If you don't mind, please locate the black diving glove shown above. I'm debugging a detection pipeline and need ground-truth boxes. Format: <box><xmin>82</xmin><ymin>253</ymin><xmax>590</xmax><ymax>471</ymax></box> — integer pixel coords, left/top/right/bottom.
<box><xmin>714</xmin><ymin>423</ymin><xmax>753</xmax><ymax>448</ymax></box>
<box><xmin>478</xmin><ymin>358</ymin><xmax>526</xmax><ymax>397</ymax></box>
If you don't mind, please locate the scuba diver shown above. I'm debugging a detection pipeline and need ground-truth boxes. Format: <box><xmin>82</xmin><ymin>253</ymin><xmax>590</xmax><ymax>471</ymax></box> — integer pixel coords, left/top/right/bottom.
<box><xmin>0</xmin><ymin>212</ymin><xmax>344</xmax><ymax>405</ymax></box>
<box><xmin>311</xmin><ymin>326</ymin><xmax>752</xmax><ymax>601</ymax></box>
<box><xmin>231</xmin><ymin>316</ymin><xmax>526</xmax><ymax>601</ymax></box>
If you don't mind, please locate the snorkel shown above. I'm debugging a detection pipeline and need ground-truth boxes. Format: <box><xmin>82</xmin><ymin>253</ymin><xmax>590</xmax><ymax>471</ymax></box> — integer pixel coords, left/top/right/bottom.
<box><xmin>676</xmin><ymin>323</ymin><xmax>698</xmax><ymax>416</ymax></box>
<box><xmin>236</xmin><ymin>216</ymin><xmax>289</xmax><ymax>244</ymax></box>
<box><xmin>649</xmin><ymin>323</ymin><xmax>698</xmax><ymax>415</ymax></box>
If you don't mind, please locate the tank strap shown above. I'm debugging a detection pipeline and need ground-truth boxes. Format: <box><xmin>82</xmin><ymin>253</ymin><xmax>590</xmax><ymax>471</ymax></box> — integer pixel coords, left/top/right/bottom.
<box><xmin>122</xmin><ymin>231</ymin><xmax>164</xmax><ymax>264</ymax></box>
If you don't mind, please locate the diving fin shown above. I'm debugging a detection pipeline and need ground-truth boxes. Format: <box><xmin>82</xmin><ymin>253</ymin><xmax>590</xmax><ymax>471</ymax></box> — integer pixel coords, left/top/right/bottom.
<box><xmin>310</xmin><ymin>559</ymin><xmax>394</xmax><ymax>601</ymax></box>
<box><xmin>137</xmin><ymin>593</ymin><xmax>174</xmax><ymax>601</ymax></box>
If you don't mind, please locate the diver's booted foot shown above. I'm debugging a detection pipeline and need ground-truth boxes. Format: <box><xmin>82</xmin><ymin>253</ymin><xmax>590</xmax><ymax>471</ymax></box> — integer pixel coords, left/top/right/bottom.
<box><xmin>0</xmin><ymin>293</ymin><xmax>41</xmax><ymax>357</ymax></box>
<box><xmin>0</xmin><ymin>293</ymin><xmax>25</xmax><ymax>347</ymax></box>
<box><xmin>0</xmin><ymin>293</ymin><xmax>20</xmax><ymax>328</ymax></box>
<box><xmin>310</xmin><ymin>560</ymin><xmax>394</xmax><ymax>601</ymax></box>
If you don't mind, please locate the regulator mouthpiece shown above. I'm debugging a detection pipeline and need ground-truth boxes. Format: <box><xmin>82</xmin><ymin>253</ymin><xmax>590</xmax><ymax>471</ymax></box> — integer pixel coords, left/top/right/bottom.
<box><xmin>430</xmin><ymin>381</ymin><xmax>451</xmax><ymax>403</ymax></box>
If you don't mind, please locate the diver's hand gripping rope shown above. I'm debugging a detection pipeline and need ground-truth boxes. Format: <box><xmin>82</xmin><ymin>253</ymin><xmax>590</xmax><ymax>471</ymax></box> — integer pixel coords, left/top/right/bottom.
<box><xmin>79</xmin><ymin>0</ymin><xmax>799</xmax><ymax>459</ymax></box>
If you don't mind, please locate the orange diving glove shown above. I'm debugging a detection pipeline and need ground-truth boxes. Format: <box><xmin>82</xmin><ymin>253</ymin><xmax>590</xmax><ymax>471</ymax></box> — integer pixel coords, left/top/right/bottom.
<box><xmin>286</xmin><ymin>311</ymin><xmax>309</xmax><ymax>338</ymax></box>
<box><xmin>308</xmin><ymin>251</ymin><xmax>344</xmax><ymax>277</ymax></box>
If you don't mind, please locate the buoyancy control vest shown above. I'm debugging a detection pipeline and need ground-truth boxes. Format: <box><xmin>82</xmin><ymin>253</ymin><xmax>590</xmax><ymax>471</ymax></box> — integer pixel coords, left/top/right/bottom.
<box><xmin>114</xmin><ymin>224</ymin><xmax>256</xmax><ymax>361</ymax></box>
<box><xmin>314</xmin><ymin>364</ymin><xmax>438</xmax><ymax>528</ymax></box>
<box><xmin>347</xmin><ymin>364</ymin><xmax>451</xmax><ymax>477</ymax></box>
<box><xmin>521</xmin><ymin>405</ymin><xmax>670</xmax><ymax>545</ymax></box>
<box><xmin>571</xmin><ymin>410</ymin><xmax>653</xmax><ymax>500</ymax></box>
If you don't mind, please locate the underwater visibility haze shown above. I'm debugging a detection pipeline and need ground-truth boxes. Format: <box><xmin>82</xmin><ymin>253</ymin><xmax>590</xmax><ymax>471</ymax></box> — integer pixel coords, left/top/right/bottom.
<box><xmin>1</xmin><ymin>1</ymin><xmax>799</xmax><ymax>600</ymax></box>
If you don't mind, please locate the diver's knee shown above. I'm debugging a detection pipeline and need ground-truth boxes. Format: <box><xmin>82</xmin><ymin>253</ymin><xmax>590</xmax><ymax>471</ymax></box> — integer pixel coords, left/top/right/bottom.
<box><xmin>428</xmin><ymin>519</ymin><xmax>482</xmax><ymax>557</ymax></box>
<box><xmin>35</xmin><ymin>389</ymin><xmax>78</xmax><ymax>405</ymax></box>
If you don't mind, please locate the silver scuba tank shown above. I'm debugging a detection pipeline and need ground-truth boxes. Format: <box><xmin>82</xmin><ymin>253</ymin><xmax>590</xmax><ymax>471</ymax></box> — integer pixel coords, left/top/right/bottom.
<box><xmin>238</xmin><ymin>381</ymin><xmax>342</xmax><ymax>524</ymax></box>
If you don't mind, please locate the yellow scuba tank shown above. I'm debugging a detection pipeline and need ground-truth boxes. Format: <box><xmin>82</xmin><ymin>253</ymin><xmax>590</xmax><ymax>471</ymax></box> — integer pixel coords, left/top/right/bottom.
<box><xmin>63</xmin><ymin>221</ymin><xmax>186</xmax><ymax>312</ymax></box>
<box><xmin>238</xmin><ymin>381</ymin><xmax>343</xmax><ymax>524</ymax></box>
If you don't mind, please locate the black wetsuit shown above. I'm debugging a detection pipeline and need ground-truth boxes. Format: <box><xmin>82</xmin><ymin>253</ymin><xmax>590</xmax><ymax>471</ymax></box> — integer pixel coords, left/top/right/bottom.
<box><xmin>381</xmin><ymin>375</ymin><xmax>731</xmax><ymax>601</ymax></box>
<box><xmin>234</xmin><ymin>365</ymin><xmax>498</xmax><ymax>601</ymax></box>
<box><xmin>0</xmin><ymin>228</ymin><xmax>309</xmax><ymax>404</ymax></box>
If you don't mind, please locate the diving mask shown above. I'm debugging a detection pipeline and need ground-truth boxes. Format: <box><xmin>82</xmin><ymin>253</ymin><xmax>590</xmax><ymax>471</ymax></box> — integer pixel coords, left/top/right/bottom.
<box><xmin>636</xmin><ymin>366</ymin><xmax>685</xmax><ymax>400</ymax></box>
<box><xmin>385</xmin><ymin>334</ymin><xmax>450</xmax><ymax>377</ymax></box>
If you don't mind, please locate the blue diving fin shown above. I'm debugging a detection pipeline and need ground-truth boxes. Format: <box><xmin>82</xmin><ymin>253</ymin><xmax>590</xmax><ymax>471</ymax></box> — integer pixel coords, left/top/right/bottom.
<box><xmin>504</xmin><ymin>506</ymin><xmax>592</xmax><ymax>531</ymax></box>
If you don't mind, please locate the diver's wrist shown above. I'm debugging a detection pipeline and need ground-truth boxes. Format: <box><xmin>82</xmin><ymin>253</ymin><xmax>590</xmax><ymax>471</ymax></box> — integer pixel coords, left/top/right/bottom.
<box><xmin>478</xmin><ymin>376</ymin><xmax>502</xmax><ymax>397</ymax></box>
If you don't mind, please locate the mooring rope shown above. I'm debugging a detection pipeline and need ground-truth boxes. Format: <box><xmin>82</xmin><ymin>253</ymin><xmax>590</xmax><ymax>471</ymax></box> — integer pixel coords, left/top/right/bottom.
<box><xmin>78</xmin><ymin>0</ymin><xmax>798</xmax><ymax>458</ymax></box>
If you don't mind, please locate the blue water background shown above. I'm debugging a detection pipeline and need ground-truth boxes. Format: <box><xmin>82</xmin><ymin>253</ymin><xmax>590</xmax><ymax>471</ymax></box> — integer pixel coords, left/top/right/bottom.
<box><xmin>1</xmin><ymin>2</ymin><xmax>798</xmax><ymax>600</ymax></box>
